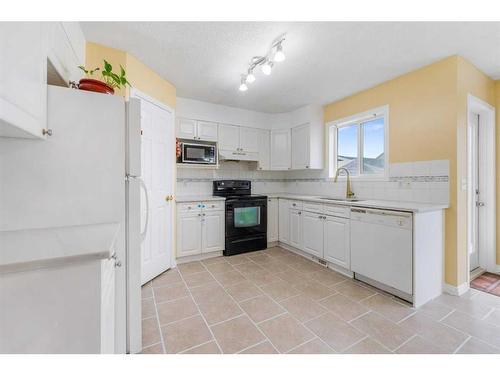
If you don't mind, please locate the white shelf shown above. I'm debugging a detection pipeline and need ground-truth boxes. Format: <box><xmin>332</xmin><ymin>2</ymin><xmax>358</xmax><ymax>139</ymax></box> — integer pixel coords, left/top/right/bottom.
<box><xmin>176</xmin><ymin>163</ymin><xmax>220</xmax><ymax>169</ymax></box>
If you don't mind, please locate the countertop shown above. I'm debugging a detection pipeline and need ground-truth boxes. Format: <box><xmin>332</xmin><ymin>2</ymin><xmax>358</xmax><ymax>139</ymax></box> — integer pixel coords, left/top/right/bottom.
<box><xmin>0</xmin><ymin>222</ymin><xmax>120</xmax><ymax>273</ymax></box>
<box><xmin>176</xmin><ymin>195</ymin><xmax>226</xmax><ymax>203</ymax></box>
<box><xmin>266</xmin><ymin>193</ymin><xmax>448</xmax><ymax>213</ymax></box>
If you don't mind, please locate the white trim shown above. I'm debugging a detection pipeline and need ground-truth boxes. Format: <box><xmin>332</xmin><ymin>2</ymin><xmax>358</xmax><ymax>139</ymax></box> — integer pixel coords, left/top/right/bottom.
<box><xmin>443</xmin><ymin>282</ymin><xmax>470</xmax><ymax>296</ymax></box>
<box><xmin>129</xmin><ymin>88</ymin><xmax>174</xmax><ymax>114</ymax></box>
<box><xmin>326</xmin><ymin>105</ymin><xmax>389</xmax><ymax>181</ymax></box>
<box><xmin>466</xmin><ymin>94</ymin><xmax>496</xmax><ymax>277</ymax></box>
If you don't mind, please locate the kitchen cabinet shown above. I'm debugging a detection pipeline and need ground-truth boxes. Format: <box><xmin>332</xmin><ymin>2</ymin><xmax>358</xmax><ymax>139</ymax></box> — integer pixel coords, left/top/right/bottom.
<box><xmin>323</xmin><ymin>215</ymin><xmax>350</xmax><ymax>269</ymax></box>
<box><xmin>270</xmin><ymin>129</ymin><xmax>291</xmax><ymax>170</ymax></box>
<box><xmin>289</xmin><ymin>209</ymin><xmax>303</xmax><ymax>249</ymax></box>
<box><xmin>302</xmin><ymin>211</ymin><xmax>324</xmax><ymax>258</ymax></box>
<box><xmin>0</xmin><ymin>22</ymin><xmax>47</xmax><ymax>139</ymax></box>
<box><xmin>267</xmin><ymin>197</ymin><xmax>279</xmax><ymax>242</ymax></box>
<box><xmin>291</xmin><ymin>123</ymin><xmax>324</xmax><ymax>170</ymax></box>
<box><xmin>176</xmin><ymin>118</ymin><xmax>218</xmax><ymax>141</ymax></box>
<box><xmin>201</xmin><ymin>210</ymin><xmax>225</xmax><ymax>253</ymax></box>
<box><xmin>219</xmin><ymin>124</ymin><xmax>260</xmax><ymax>153</ymax></box>
<box><xmin>258</xmin><ymin>129</ymin><xmax>271</xmax><ymax>170</ymax></box>
<box><xmin>176</xmin><ymin>201</ymin><xmax>225</xmax><ymax>258</ymax></box>
<box><xmin>278</xmin><ymin>199</ymin><xmax>290</xmax><ymax>244</ymax></box>
<box><xmin>46</xmin><ymin>22</ymin><xmax>86</xmax><ymax>87</ymax></box>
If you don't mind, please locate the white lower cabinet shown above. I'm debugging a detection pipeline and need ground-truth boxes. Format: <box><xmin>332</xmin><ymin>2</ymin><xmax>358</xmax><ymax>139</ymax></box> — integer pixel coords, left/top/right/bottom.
<box><xmin>267</xmin><ymin>197</ymin><xmax>278</xmax><ymax>242</ymax></box>
<box><xmin>177</xmin><ymin>212</ymin><xmax>203</xmax><ymax>257</ymax></box>
<box><xmin>176</xmin><ymin>202</ymin><xmax>225</xmax><ymax>258</ymax></box>
<box><xmin>278</xmin><ymin>199</ymin><xmax>351</xmax><ymax>270</ymax></box>
<box><xmin>302</xmin><ymin>211</ymin><xmax>324</xmax><ymax>258</ymax></box>
<box><xmin>323</xmin><ymin>215</ymin><xmax>350</xmax><ymax>269</ymax></box>
<box><xmin>278</xmin><ymin>199</ymin><xmax>290</xmax><ymax>244</ymax></box>
<box><xmin>289</xmin><ymin>209</ymin><xmax>303</xmax><ymax>249</ymax></box>
<box><xmin>202</xmin><ymin>211</ymin><xmax>225</xmax><ymax>253</ymax></box>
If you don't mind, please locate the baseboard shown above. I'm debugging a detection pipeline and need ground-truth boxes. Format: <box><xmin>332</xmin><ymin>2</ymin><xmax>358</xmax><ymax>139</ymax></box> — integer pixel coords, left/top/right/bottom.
<box><xmin>443</xmin><ymin>282</ymin><xmax>470</xmax><ymax>296</ymax></box>
<box><xmin>176</xmin><ymin>251</ymin><xmax>223</xmax><ymax>264</ymax></box>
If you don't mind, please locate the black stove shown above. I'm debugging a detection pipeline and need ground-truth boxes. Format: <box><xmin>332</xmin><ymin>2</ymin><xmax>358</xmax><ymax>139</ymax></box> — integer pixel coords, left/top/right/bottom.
<box><xmin>213</xmin><ymin>180</ymin><xmax>267</xmax><ymax>256</ymax></box>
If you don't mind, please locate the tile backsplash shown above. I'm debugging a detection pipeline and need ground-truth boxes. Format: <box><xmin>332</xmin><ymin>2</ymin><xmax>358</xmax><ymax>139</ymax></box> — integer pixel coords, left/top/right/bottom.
<box><xmin>176</xmin><ymin>160</ymin><xmax>449</xmax><ymax>205</ymax></box>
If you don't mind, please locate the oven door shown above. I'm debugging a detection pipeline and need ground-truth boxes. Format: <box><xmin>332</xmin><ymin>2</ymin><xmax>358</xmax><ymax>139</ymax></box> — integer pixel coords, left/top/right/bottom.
<box><xmin>226</xmin><ymin>198</ymin><xmax>267</xmax><ymax>238</ymax></box>
<box><xmin>181</xmin><ymin>143</ymin><xmax>216</xmax><ymax>164</ymax></box>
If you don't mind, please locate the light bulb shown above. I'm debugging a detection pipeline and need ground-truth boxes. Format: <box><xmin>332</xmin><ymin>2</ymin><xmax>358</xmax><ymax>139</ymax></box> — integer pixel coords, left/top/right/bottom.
<box><xmin>239</xmin><ymin>82</ymin><xmax>248</xmax><ymax>92</ymax></box>
<box><xmin>246</xmin><ymin>71</ymin><xmax>255</xmax><ymax>83</ymax></box>
<box><xmin>261</xmin><ymin>61</ymin><xmax>273</xmax><ymax>75</ymax></box>
<box><xmin>273</xmin><ymin>44</ymin><xmax>285</xmax><ymax>62</ymax></box>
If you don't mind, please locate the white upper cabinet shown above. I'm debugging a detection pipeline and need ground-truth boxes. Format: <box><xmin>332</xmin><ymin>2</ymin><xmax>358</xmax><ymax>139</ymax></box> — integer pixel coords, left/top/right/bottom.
<box><xmin>0</xmin><ymin>22</ymin><xmax>47</xmax><ymax>139</ymax></box>
<box><xmin>291</xmin><ymin>122</ymin><xmax>324</xmax><ymax>170</ymax></box>
<box><xmin>0</xmin><ymin>22</ymin><xmax>85</xmax><ymax>140</ymax></box>
<box><xmin>218</xmin><ymin>124</ymin><xmax>240</xmax><ymax>150</ymax></box>
<box><xmin>177</xmin><ymin>118</ymin><xmax>218</xmax><ymax>141</ymax></box>
<box><xmin>270</xmin><ymin>129</ymin><xmax>291</xmax><ymax>170</ymax></box>
<box><xmin>219</xmin><ymin>124</ymin><xmax>260</xmax><ymax>154</ymax></box>
<box><xmin>239</xmin><ymin>127</ymin><xmax>260</xmax><ymax>153</ymax></box>
<box><xmin>291</xmin><ymin>123</ymin><xmax>310</xmax><ymax>169</ymax></box>
<box><xmin>258</xmin><ymin>129</ymin><xmax>271</xmax><ymax>170</ymax></box>
<box><xmin>196</xmin><ymin>121</ymin><xmax>218</xmax><ymax>141</ymax></box>
<box><xmin>46</xmin><ymin>22</ymin><xmax>86</xmax><ymax>86</ymax></box>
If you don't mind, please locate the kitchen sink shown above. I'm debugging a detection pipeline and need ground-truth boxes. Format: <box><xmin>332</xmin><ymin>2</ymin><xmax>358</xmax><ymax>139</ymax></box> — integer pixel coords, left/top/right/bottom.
<box><xmin>318</xmin><ymin>197</ymin><xmax>363</xmax><ymax>202</ymax></box>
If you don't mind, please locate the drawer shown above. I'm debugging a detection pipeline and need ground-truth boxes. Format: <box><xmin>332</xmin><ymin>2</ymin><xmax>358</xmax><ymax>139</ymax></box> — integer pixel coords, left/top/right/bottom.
<box><xmin>303</xmin><ymin>201</ymin><xmax>324</xmax><ymax>214</ymax></box>
<box><xmin>324</xmin><ymin>204</ymin><xmax>350</xmax><ymax>218</ymax></box>
<box><xmin>289</xmin><ymin>200</ymin><xmax>303</xmax><ymax>210</ymax></box>
<box><xmin>177</xmin><ymin>202</ymin><xmax>202</xmax><ymax>213</ymax></box>
<box><xmin>202</xmin><ymin>200</ymin><xmax>225</xmax><ymax>211</ymax></box>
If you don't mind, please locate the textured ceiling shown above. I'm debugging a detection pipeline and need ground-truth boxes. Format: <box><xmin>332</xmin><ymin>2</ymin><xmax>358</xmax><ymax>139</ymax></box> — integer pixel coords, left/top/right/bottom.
<box><xmin>81</xmin><ymin>22</ymin><xmax>500</xmax><ymax>113</ymax></box>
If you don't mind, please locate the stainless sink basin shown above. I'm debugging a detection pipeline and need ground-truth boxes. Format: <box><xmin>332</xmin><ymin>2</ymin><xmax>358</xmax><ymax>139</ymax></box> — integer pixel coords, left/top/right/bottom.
<box><xmin>318</xmin><ymin>197</ymin><xmax>363</xmax><ymax>202</ymax></box>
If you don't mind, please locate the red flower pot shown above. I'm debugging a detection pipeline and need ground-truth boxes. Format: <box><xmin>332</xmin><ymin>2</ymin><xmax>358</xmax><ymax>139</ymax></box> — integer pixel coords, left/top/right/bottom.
<box><xmin>78</xmin><ymin>79</ymin><xmax>115</xmax><ymax>95</ymax></box>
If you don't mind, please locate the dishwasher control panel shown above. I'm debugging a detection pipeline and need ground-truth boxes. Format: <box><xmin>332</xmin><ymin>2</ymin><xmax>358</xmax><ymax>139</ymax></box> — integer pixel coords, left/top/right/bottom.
<box><xmin>350</xmin><ymin>208</ymin><xmax>412</xmax><ymax>230</ymax></box>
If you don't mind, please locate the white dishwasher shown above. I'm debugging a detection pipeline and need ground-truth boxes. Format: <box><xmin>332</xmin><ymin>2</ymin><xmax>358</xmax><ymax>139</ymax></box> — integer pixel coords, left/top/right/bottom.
<box><xmin>350</xmin><ymin>208</ymin><xmax>413</xmax><ymax>301</ymax></box>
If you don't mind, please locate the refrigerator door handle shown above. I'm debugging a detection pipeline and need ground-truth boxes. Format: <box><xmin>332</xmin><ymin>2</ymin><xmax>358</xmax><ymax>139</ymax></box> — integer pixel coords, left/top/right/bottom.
<box><xmin>139</xmin><ymin>178</ymin><xmax>149</xmax><ymax>242</ymax></box>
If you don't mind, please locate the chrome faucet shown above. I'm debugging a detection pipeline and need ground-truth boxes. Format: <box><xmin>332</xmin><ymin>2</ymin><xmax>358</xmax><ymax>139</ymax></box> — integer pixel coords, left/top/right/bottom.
<box><xmin>334</xmin><ymin>167</ymin><xmax>355</xmax><ymax>200</ymax></box>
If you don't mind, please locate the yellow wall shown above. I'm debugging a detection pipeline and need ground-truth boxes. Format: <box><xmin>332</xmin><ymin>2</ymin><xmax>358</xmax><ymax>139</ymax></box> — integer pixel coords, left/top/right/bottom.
<box><xmin>324</xmin><ymin>56</ymin><xmax>498</xmax><ymax>287</ymax></box>
<box><xmin>85</xmin><ymin>42</ymin><xmax>176</xmax><ymax>108</ymax></box>
<box><xmin>496</xmin><ymin>80</ymin><xmax>500</xmax><ymax>265</ymax></box>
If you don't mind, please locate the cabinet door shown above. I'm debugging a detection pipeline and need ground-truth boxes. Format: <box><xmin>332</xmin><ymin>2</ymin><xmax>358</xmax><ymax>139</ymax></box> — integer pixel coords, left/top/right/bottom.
<box><xmin>218</xmin><ymin>124</ymin><xmax>240</xmax><ymax>151</ymax></box>
<box><xmin>0</xmin><ymin>22</ymin><xmax>47</xmax><ymax>139</ymax></box>
<box><xmin>197</xmin><ymin>121</ymin><xmax>218</xmax><ymax>141</ymax></box>
<box><xmin>267</xmin><ymin>198</ymin><xmax>279</xmax><ymax>242</ymax></box>
<box><xmin>291</xmin><ymin>123</ymin><xmax>310</xmax><ymax>170</ymax></box>
<box><xmin>278</xmin><ymin>199</ymin><xmax>290</xmax><ymax>244</ymax></box>
<box><xmin>176</xmin><ymin>212</ymin><xmax>202</xmax><ymax>257</ymax></box>
<box><xmin>289</xmin><ymin>209</ymin><xmax>303</xmax><ymax>249</ymax></box>
<box><xmin>270</xmin><ymin>129</ymin><xmax>291</xmax><ymax>170</ymax></box>
<box><xmin>324</xmin><ymin>215</ymin><xmax>350</xmax><ymax>269</ymax></box>
<box><xmin>258</xmin><ymin>129</ymin><xmax>271</xmax><ymax>170</ymax></box>
<box><xmin>240</xmin><ymin>127</ymin><xmax>260</xmax><ymax>153</ymax></box>
<box><xmin>302</xmin><ymin>211</ymin><xmax>324</xmax><ymax>258</ymax></box>
<box><xmin>176</xmin><ymin>118</ymin><xmax>197</xmax><ymax>140</ymax></box>
<box><xmin>202</xmin><ymin>211</ymin><xmax>225</xmax><ymax>253</ymax></box>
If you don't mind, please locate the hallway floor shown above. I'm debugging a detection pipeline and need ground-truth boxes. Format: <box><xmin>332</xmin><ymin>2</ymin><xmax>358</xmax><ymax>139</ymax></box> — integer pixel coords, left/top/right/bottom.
<box><xmin>141</xmin><ymin>247</ymin><xmax>500</xmax><ymax>354</ymax></box>
<box><xmin>471</xmin><ymin>272</ymin><xmax>500</xmax><ymax>297</ymax></box>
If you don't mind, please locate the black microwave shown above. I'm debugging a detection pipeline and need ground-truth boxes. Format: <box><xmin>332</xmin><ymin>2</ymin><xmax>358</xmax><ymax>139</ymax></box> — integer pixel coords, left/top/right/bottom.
<box><xmin>181</xmin><ymin>142</ymin><xmax>217</xmax><ymax>164</ymax></box>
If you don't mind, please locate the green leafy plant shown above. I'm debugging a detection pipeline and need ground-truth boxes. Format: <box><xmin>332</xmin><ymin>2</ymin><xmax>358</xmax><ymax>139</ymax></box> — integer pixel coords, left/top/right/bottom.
<box><xmin>78</xmin><ymin>59</ymin><xmax>131</xmax><ymax>89</ymax></box>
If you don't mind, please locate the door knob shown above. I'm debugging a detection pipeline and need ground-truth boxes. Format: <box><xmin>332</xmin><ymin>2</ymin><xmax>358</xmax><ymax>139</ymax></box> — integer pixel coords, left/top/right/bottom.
<box><xmin>165</xmin><ymin>195</ymin><xmax>174</xmax><ymax>201</ymax></box>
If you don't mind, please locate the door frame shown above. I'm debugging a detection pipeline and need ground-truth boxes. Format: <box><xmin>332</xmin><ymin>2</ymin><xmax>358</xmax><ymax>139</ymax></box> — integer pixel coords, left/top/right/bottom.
<box><xmin>130</xmin><ymin>87</ymin><xmax>177</xmax><ymax>272</ymax></box>
<box><xmin>466</xmin><ymin>94</ymin><xmax>497</xmax><ymax>276</ymax></box>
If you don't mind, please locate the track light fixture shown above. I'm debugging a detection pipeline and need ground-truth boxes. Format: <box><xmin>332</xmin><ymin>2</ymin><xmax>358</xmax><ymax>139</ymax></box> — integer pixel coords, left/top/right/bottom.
<box><xmin>238</xmin><ymin>34</ymin><xmax>286</xmax><ymax>92</ymax></box>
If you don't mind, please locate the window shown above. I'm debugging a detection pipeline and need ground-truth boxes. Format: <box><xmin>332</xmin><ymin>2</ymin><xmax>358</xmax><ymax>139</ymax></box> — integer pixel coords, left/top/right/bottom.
<box><xmin>328</xmin><ymin>106</ymin><xmax>388</xmax><ymax>178</ymax></box>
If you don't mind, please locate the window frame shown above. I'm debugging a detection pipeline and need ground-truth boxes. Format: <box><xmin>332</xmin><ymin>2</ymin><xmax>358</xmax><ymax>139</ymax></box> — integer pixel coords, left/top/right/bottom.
<box><xmin>327</xmin><ymin>105</ymin><xmax>389</xmax><ymax>180</ymax></box>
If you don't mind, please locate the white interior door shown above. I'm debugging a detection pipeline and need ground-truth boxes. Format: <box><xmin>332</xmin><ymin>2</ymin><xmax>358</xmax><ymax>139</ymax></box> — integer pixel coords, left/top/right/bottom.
<box><xmin>468</xmin><ymin>113</ymin><xmax>480</xmax><ymax>271</ymax></box>
<box><xmin>138</xmin><ymin>94</ymin><xmax>175</xmax><ymax>284</ymax></box>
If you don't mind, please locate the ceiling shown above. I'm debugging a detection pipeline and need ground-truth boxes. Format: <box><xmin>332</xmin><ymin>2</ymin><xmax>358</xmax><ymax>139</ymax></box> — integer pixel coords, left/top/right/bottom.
<box><xmin>81</xmin><ymin>22</ymin><xmax>500</xmax><ymax>113</ymax></box>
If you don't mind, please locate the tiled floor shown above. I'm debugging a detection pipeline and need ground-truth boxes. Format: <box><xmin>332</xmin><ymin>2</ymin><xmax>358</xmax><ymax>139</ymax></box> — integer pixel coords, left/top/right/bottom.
<box><xmin>140</xmin><ymin>246</ymin><xmax>500</xmax><ymax>354</ymax></box>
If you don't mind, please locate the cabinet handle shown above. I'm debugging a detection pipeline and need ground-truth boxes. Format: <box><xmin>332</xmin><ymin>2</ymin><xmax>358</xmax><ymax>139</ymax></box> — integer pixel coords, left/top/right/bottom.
<box><xmin>298</xmin><ymin>211</ymin><xmax>301</xmax><ymax>215</ymax></box>
<box><xmin>202</xmin><ymin>213</ymin><xmax>206</xmax><ymax>216</ymax></box>
<box><xmin>42</xmin><ymin>128</ymin><xmax>53</xmax><ymax>137</ymax></box>
<box><xmin>306</xmin><ymin>166</ymin><xmax>309</xmax><ymax>169</ymax></box>
<box><xmin>198</xmin><ymin>213</ymin><xmax>202</xmax><ymax>216</ymax></box>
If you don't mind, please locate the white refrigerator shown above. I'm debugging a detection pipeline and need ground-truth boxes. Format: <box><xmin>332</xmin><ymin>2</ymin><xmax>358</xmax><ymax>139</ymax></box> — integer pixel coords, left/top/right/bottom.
<box><xmin>0</xmin><ymin>86</ymin><xmax>142</xmax><ymax>353</ymax></box>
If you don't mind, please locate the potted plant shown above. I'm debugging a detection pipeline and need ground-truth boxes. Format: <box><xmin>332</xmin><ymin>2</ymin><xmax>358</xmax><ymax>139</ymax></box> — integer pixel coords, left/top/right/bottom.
<box><xmin>77</xmin><ymin>60</ymin><xmax>131</xmax><ymax>94</ymax></box>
